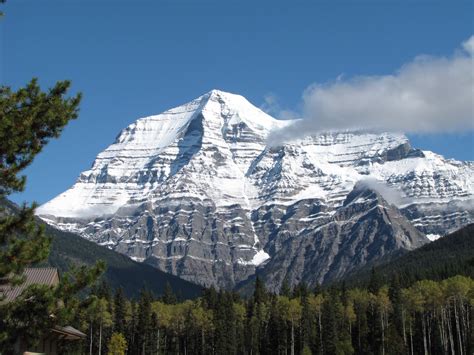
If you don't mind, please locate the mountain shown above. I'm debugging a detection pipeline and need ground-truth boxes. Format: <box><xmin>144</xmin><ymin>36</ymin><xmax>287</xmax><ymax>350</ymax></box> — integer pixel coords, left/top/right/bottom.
<box><xmin>343</xmin><ymin>223</ymin><xmax>474</xmax><ymax>287</ymax></box>
<box><xmin>36</xmin><ymin>90</ymin><xmax>474</xmax><ymax>290</ymax></box>
<box><xmin>1</xmin><ymin>199</ymin><xmax>203</xmax><ymax>299</ymax></box>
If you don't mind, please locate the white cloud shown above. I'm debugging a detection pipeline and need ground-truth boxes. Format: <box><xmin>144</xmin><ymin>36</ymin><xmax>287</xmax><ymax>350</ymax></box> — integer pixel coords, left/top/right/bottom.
<box><xmin>356</xmin><ymin>178</ymin><xmax>410</xmax><ymax>206</ymax></box>
<box><xmin>268</xmin><ymin>35</ymin><xmax>474</xmax><ymax>146</ymax></box>
<box><xmin>463</xmin><ymin>35</ymin><xmax>474</xmax><ymax>55</ymax></box>
<box><xmin>260</xmin><ymin>93</ymin><xmax>298</xmax><ymax>120</ymax></box>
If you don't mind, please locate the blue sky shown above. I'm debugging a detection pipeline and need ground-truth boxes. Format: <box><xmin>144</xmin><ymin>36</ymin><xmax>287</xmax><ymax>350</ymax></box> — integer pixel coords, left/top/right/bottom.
<box><xmin>1</xmin><ymin>0</ymin><xmax>473</xmax><ymax>204</ymax></box>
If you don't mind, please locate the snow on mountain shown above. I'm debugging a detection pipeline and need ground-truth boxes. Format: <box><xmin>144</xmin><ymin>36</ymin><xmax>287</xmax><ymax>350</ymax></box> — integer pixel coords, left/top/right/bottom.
<box><xmin>37</xmin><ymin>90</ymin><xmax>474</xmax><ymax>288</ymax></box>
<box><xmin>38</xmin><ymin>90</ymin><xmax>289</xmax><ymax>218</ymax></box>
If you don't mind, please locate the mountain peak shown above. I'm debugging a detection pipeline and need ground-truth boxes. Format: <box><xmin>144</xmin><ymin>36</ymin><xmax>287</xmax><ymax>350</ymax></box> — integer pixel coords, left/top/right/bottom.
<box><xmin>198</xmin><ymin>89</ymin><xmax>246</xmax><ymax>107</ymax></box>
<box><xmin>206</xmin><ymin>88</ymin><xmax>233</xmax><ymax>97</ymax></box>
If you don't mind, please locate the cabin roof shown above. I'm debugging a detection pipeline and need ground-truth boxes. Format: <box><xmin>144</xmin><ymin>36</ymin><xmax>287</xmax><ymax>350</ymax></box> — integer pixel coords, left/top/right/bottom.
<box><xmin>52</xmin><ymin>325</ymin><xmax>87</xmax><ymax>340</ymax></box>
<box><xmin>0</xmin><ymin>267</ymin><xmax>59</xmax><ymax>302</ymax></box>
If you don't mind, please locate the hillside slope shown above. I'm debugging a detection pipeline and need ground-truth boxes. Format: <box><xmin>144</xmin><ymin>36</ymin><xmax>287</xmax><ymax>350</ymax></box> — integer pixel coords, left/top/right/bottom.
<box><xmin>45</xmin><ymin>223</ymin><xmax>204</xmax><ymax>299</ymax></box>
<box><xmin>344</xmin><ymin>223</ymin><xmax>474</xmax><ymax>286</ymax></box>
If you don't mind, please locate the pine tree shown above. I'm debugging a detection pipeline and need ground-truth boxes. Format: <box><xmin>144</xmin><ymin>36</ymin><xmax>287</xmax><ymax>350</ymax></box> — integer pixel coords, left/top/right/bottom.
<box><xmin>387</xmin><ymin>273</ymin><xmax>405</xmax><ymax>352</ymax></box>
<box><xmin>0</xmin><ymin>79</ymin><xmax>80</xmax><ymax>285</ymax></box>
<box><xmin>114</xmin><ymin>287</ymin><xmax>127</xmax><ymax>335</ymax></box>
<box><xmin>253</xmin><ymin>276</ymin><xmax>267</xmax><ymax>304</ymax></box>
<box><xmin>137</xmin><ymin>289</ymin><xmax>153</xmax><ymax>354</ymax></box>
<box><xmin>0</xmin><ymin>79</ymin><xmax>106</xmax><ymax>350</ymax></box>
<box><xmin>301</xmin><ymin>290</ymin><xmax>313</xmax><ymax>352</ymax></box>
<box><xmin>162</xmin><ymin>282</ymin><xmax>177</xmax><ymax>304</ymax></box>
<box><xmin>95</xmin><ymin>280</ymin><xmax>112</xmax><ymax>302</ymax></box>
<box><xmin>321</xmin><ymin>289</ymin><xmax>339</xmax><ymax>355</ymax></box>
<box><xmin>368</xmin><ymin>266</ymin><xmax>382</xmax><ymax>294</ymax></box>
<box><xmin>202</xmin><ymin>285</ymin><xmax>218</xmax><ymax>309</ymax></box>
<box><xmin>215</xmin><ymin>291</ymin><xmax>237</xmax><ymax>355</ymax></box>
<box><xmin>127</xmin><ymin>301</ymin><xmax>139</xmax><ymax>354</ymax></box>
<box><xmin>280</xmin><ymin>278</ymin><xmax>292</xmax><ymax>297</ymax></box>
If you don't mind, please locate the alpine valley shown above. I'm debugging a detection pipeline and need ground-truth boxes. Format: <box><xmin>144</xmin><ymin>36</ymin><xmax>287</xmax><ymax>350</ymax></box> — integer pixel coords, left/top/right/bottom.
<box><xmin>36</xmin><ymin>90</ymin><xmax>474</xmax><ymax>291</ymax></box>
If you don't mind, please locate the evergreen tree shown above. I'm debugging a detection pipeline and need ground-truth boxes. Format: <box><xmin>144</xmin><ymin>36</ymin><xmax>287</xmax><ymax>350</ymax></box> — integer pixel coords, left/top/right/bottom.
<box><xmin>114</xmin><ymin>287</ymin><xmax>127</xmax><ymax>335</ymax></box>
<box><xmin>267</xmin><ymin>295</ymin><xmax>286</xmax><ymax>355</ymax></box>
<box><xmin>292</xmin><ymin>281</ymin><xmax>309</xmax><ymax>299</ymax></box>
<box><xmin>127</xmin><ymin>301</ymin><xmax>139</xmax><ymax>354</ymax></box>
<box><xmin>0</xmin><ymin>79</ymin><xmax>105</xmax><ymax>351</ymax></box>
<box><xmin>368</xmin><ymin>266</ymin><xmax>382</xmax><ymax>294</ymax></box>
<box><xmin>95</xmin><ymin>280</ymin><xmax>112</xmax><ymax>302</ymax></box>
<box><xmin>162</xmin><ymin>281</ymin><xmax>177</xmax><ymax>304</ymax></box>
<box><xmin>313</xmin><ymin>282</ymin><xmax>323</xmax><ymax>296</ymax></box>
<box><xmin>202</xmin><ymin>285</ymin><xmax>218</xmax><ymax>309</ymax></box>
<box><xmin>301</xmin><ymin>290</ymin><xmax>313</xmax><ymax>352</ymax></box>
<box><xmin>150</xmin><ymin>312</ymin><xmax>160</xmax><ymax>355</ymax></box>
<box><xmin>387</xmin><ymin>273</ymin><xmax>405</xmax><ymax>352</ymax></box>
<box><xmin>249</xmin><ymin>276</ymin><xmax>269</xmax><ymax>354</ymax></box>
<box><xmin>234</xmin><ymin>301</ymin><xmax>247</xmax><ymax>355</ymax></box>
<box><xmin>0</xmin><ymin>79</ymin><xmax>80</xmax><ymax>284</ymax></box>
<box><xmin>253</xmin><ymin>276</ymin><xmax>268</xmax><ymax>304</ymax></box>
<box><xmin>137</xmin><ymin>288</ymin><xmax>153</xmax><ymax>354</ymax></box>
<box><xmin>215</xmin><ymin>291</ymin><xmax>237</xmax><ymax>354</ymax></box>
<box><xmin>321</xmin><ymin>289</ymin><xmax>340</xmax><ymax>355</ymax></box>
<box><xmin>280</xmin><ymin>278</ymin><xmax>292</xmax><ymax>297</ymax></box>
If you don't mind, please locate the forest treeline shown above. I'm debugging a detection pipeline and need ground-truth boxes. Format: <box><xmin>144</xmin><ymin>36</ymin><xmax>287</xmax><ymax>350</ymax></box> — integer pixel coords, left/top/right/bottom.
<box><xmin>73</xmin><ymin>274</ymin><xmax>473</xmax><ymax>355</ymax></box>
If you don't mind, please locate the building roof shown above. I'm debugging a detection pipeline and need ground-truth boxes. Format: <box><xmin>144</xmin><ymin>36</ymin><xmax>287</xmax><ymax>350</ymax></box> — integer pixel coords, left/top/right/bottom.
<box><xmin>0</xmin><ymin>267</ymin><xmax>59</xmax><ymax>303</ymax></box>
<box><xmin>52</xmin><ymin>325</ymin><xmax>86</xmax><ymax>340</ymax></box>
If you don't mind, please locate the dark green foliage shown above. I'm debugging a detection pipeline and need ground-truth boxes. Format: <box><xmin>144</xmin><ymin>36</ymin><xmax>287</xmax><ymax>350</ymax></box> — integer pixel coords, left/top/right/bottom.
<box><xmin>162</xmin><ymin>281</ymin><xmax>178</xmax><ymax>304</ymax></box>
<box><xmin>114</xmin><ymin>287</ymin><xmax>127</xmax><ymax>335</ymax></box>
<box><xmin>202</xmin><ymin>285</ymin><xmax>218</xmax><ymax>310</ymax></box>
<box><xmin>253</xmin><ymin>276</ymin><xmax>268</xmax><ymax>304</ymax></box>
<box><xmin>280</xmin><ymin>278</ymin><xmax>291</xmax><ymax>297</ymax></box>
<box><xmin>321</xmin><ymin>289</ymin><xmax>340</xmax><ymax>354</ymax></box>
<box><xmin>0</xmin><ymin>202</ymin><xmax>50</xmax><ymax>286</ymax></box>
<box><xmin>214</xmin><ymin>291</ymin><xmax>237</xmax><ymax>354</ymax></box>
<box><xmin>137</xmin><ymin>289</ymin><xmax>153</xmax><ymax>354</ymax></box>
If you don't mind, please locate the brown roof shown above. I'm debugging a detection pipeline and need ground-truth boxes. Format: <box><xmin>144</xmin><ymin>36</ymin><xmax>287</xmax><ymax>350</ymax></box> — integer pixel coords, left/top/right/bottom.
<box><xmin>0</xmin><ymin>267</ymin><xmax>59</xmax><ymax>303</ymax></box>
<box><xmin>52</xmin><ymin>325</ymin><xmax>86</xmax><ymax>340</ymax></box>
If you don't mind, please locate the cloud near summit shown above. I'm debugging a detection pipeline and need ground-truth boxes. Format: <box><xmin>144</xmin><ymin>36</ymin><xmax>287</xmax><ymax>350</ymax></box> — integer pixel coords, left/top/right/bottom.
<box><xmin>267</xmin><ymin>35</ymin><xmax>474</xmax><ymax>146</ymax></box>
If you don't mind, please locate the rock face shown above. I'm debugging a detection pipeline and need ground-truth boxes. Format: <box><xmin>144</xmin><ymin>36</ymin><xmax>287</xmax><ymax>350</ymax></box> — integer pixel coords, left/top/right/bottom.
<box><xmin>37</xmin><ymin>90</ymin><xmax>474</xmax><ymax>289</ymax></box>
<box><xmin>249</xmin><ymin>185</ymin><xmax>427</xmax><ymax>292</ymax></box>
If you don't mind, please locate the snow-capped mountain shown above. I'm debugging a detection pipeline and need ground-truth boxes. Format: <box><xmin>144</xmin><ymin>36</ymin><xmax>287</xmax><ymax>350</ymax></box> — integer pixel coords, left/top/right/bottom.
<box><xmin>37</xmin><ymin>90</ymin><xmax>474</xmax><ymax>289</ymax></box>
